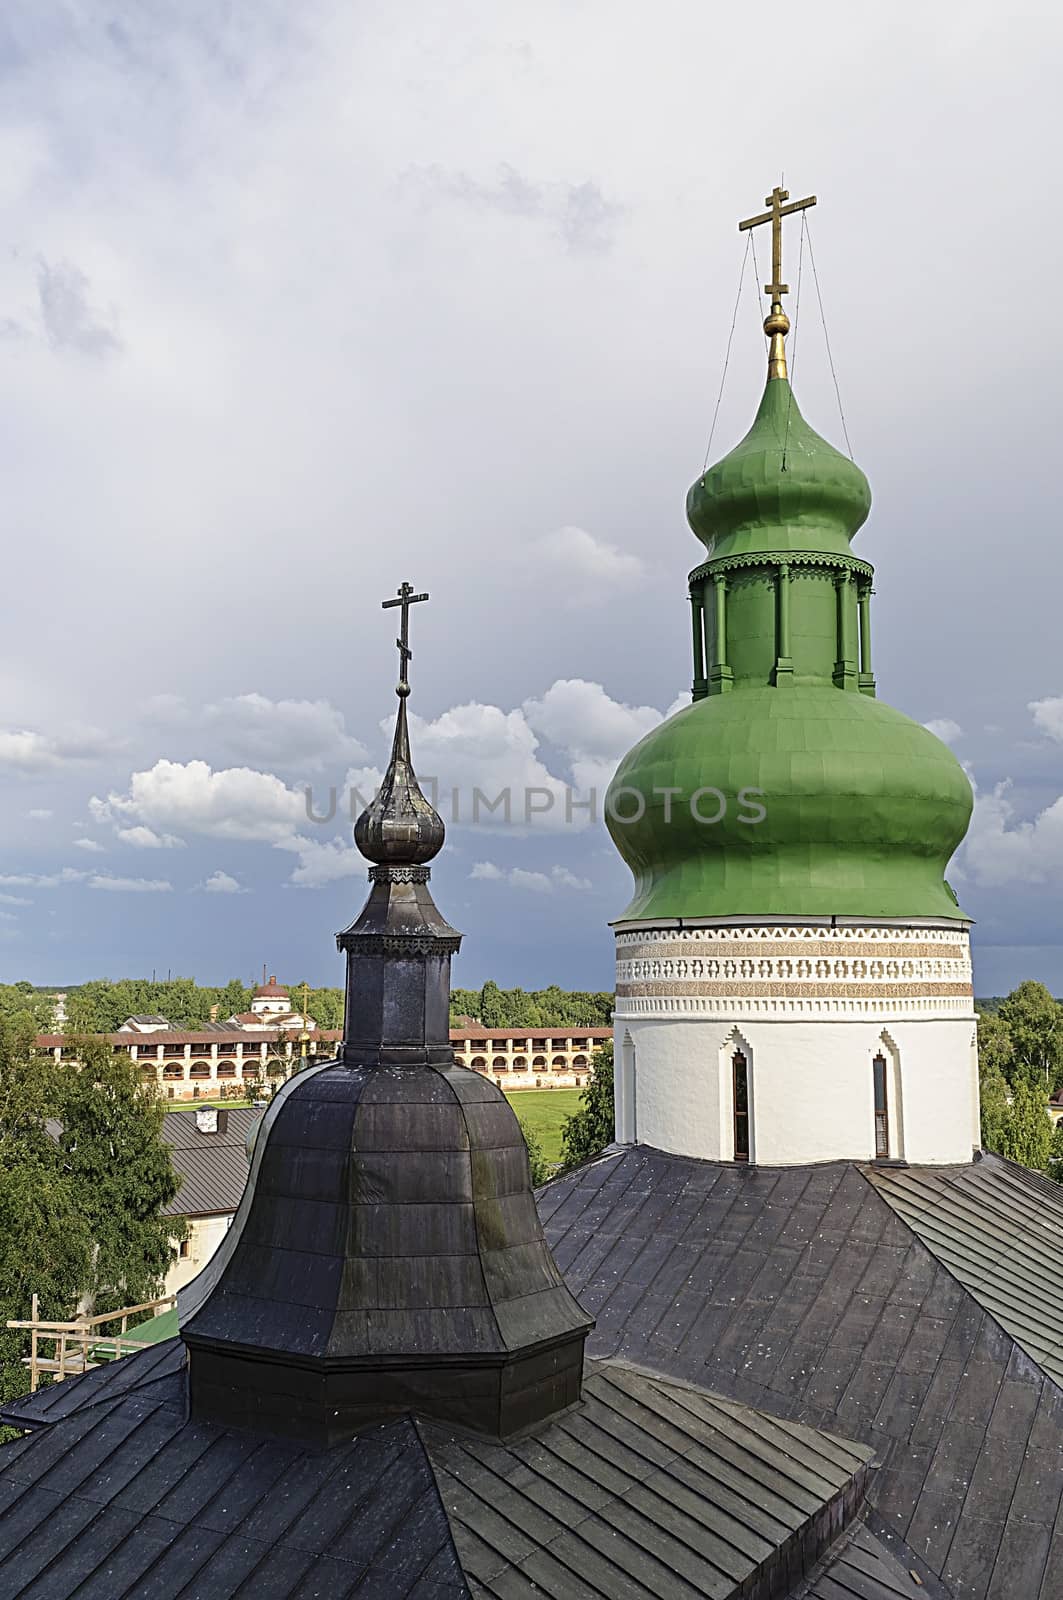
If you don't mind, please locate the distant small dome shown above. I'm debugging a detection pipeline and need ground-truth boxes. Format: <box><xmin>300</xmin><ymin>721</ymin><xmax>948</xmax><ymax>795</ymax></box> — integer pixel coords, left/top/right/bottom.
<box><xmin>253</xmin><ymin>976</ymin><xmax>288</xmax><ymax>999</ymax></box>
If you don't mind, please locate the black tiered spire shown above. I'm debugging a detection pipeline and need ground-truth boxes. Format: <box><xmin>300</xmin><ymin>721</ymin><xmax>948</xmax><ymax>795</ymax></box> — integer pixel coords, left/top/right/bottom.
<box><xmin>178</xmin><ymin>584</ymin><xmax>592</xmax><ymax>1446</ymax></box>
<box><xmin>338</xmin><ymin>586</ymin><xmax>458</xmax><ymax>1067</ymax></box>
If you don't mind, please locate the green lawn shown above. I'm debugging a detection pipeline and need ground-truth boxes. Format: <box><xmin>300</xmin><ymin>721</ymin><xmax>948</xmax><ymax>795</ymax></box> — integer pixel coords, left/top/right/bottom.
<box><xmin>163</xmin><ymin>1099</ymin><xmax>258</xmax><ymax>1113</ymax></box>
<box><xmin>505</xmin><ymin>1088</ymin><xmax>581</xmax><ymax>1167</ymax></box>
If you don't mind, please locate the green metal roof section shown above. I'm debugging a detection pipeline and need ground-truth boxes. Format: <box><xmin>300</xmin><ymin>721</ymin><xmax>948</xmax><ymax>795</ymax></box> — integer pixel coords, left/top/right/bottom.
<box><xmin>605</xmin><ymin>369</ymin><xmax>973</xmax><ymax>923</ymax></box>
<box><xmin>687</xmin><ymin>377</ymin><xmax>871</xmax><ymax>561</ymax></box>
<box><xmin>124</xmin><ymin>1307</ymin><xmax>178</xmax><ymax>1345</ymax></box>
<box><xmin>607</xmin><ymin>683</ymin><xmax>972</xmax><ymax>922</ymax></box>
<box><xmin>867</xmin><ymin>1153</ymin><xmax>1063</xmax><ymax>1389</ymax></box>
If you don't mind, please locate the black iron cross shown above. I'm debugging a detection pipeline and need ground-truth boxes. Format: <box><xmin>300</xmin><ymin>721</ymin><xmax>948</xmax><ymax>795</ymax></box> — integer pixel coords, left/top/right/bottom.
<box><xmin>382</xmin><ymin>581</ymin><xmax>429</xmax><ymax>689</ymax></box>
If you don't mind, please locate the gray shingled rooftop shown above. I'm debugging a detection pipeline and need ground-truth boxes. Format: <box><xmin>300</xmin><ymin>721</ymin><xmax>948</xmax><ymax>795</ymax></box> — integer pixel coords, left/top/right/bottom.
<box><xmin>0</xmin><ymin>1348</ymin><xmax>873</xmax><ymax>1599</ymax></box>
<box><xmin>5</xmin><ymin>1143</ymin><xmax>1063</xmax><ymax>1596</ymax></box>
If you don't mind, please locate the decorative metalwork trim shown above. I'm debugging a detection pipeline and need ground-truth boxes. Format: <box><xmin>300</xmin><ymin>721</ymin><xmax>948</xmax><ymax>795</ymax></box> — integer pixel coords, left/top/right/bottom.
<box><xmin>369</xmin><ymin>865</ymin><xmax>431</xmax><ymax>884</ymax></box>
<box><xmin>687</xmin><ymin>550</ymin><xmax>874</xmax><ymax>586</ymax></box>
<box><xmin>620</xmin><ymin>939</ymin><xmax>962</xmax><ymax>962</ymax></box>
<box><xmin>336</xmin><ymin>932</ymin><xmax>462</xmax><ymax>957</ymax></box>
<box><xmin>616</xmin><ymin>980</ymin><xmax>974</xmax><ymax>999</ymax></box>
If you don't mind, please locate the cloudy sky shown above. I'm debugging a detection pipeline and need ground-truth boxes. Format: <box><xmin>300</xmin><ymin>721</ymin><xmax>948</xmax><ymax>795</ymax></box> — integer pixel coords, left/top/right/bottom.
<box><xmin>0</xmin><ymin>2</ymin><xmax>1059</xmax><ymax>998</ymax></box>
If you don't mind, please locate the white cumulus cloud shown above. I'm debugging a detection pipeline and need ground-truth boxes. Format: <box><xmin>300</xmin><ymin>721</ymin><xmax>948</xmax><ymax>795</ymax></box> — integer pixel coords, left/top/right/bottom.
<box><xmin>200</xmin><ymin>693</ymin><xmax>367</xmax><ymax>772</ymax></box>
<box><xmin>407</xmin><ymin>701</ymin><xmax>574</xmax><ymax>831</ymax></box>
<box><xmin>92</xmin><ymin>759</ymin><xmax>307</xmax><ymax>843</ymax></box>
<box><xmin>523</xmin><ymin>679</ymin><xmax>671</xmax><ymax>795</ymax></box>
<box><xmin>117</xmin><ymin>825</ymin><xmax>185</xmax><ymax>849</ymax></box>
<box><xmin>0</xmin><ymin>726</ymin><xmax>118</xmax><ymax>774</ymax></box>
<box><xmin>0</xmin><ymin>868</ymin><xmax>87</xmax><ymax>889</ymax></box>
<box><xmin>201</xmin><ymin>870</ymin><xmax>244</xmax><ymax>894</ymax></box>
<box><xmin>470</xmin><ymin>860</ymin><xmax>592</xmax><ymax>892</ymax></box>
<box><xmin>277</xmin><ymin>834</ymin><xmax>366</xmax><ymax>888</ymax></box>
<box><xmin>961</xmin><ymin>778</ymin><xmax>1063</xmax><ymax>887</ymax></box>
<box><xmin>87</xmin><ymin>874</ymin><xmax>172</xmax><ymax>893</ymax></box>
<box><xmin>1029</xmin><ymin>698</ymin><xmax>1063</xmax><ymax>742</ymax></box>
<box><xmin>923</xmin><ymin>719</ymin><xmax>963</xmax><ymax>745</ymax></box>
<box><xmin>522</xmin><ymin>526</ymin><xmax>646</xmax><ymax>603</ymax></box>
<box><xmin>72</xmin><ymin>837</ymin><xmax>105</xmax><ymax>853</ymax></box>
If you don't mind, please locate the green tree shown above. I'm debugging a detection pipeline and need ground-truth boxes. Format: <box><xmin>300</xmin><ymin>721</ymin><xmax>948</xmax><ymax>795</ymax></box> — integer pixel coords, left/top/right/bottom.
<box><xmin>449</xmin><ymin>989</ymin><xmax>481</xmax><ymax>1023</ymax></box>
<box><xmin>55</xmin><ymin>1037</ymin><xmax>185</xmax><ymax>1316</ymax></box>
<box><xmin>517</xmin><ymin>1117</ymin><xmax>551</xmax><ymax>1187</ymax></box>
<box><xmin>995</xmin><ymin>1077</ymin><xmax>1053</xmax><ymax>1171</ymax></box>
<box><xmin>977</xmin><ymin>1012</ymin><xmax>1014</xmax><ymax>1083</ymax></box>
<box><xmin>998</xmin><ymin>981</ymin><xmax>1063</xmax><ymax>1091</ymax></box>
<box><xmin>65</xmin><ymin>992</ymin><xmax>102</xmax><ymax>1034</ymax></box>
<box><xmin>219</xmin><ymin>979</ymin><xmax>252</xmax><ymax>1020</ymax></box>
<box><xmin>478</xmin><ymin>981</ymin><xmax>507</xmax><ymax>1028</ymax></box>
<box><xmin>1049</xmin><ymin>1121</ymin><xmax>1063</xmax><ymax>1182</ymax></box>
<box><xmin>560</xmin><ymin>1041</ymin><xmax>614</xmax><ymax>1170</ymax></box>
<box><xmin>979</xmin><ymin>1060</ymin><xmax>1010</xmax><ymax>1153</ymax></box>
<box><xmin>502</xmin><ymin>988</ymin><xmax>542</xmax><ymax>1028</ymax></box>
<box><xmin>0</xmin><ymin>1019</ymin><xmax>94</xmax><ymax>1427</ymax></box>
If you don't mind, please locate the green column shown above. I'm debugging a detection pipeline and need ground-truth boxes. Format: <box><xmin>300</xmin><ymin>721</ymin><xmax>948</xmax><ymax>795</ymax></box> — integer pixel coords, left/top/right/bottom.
<box><xmin>709</xmin><ymin>573</ymin><xmax>733</xmax><ymax>694</ymax></box>
<box><xmin>857</xmin><ymin>582</ymin><xmax>876</xmax><ymax>697</ymax></box>
<box><xmin>832</xmin><ymin>570</ymin><xmax>857</xmax><ymax>690</ymax></box>
<box><xmin>690</xmin><ymin>587</ymin><xmax>707</xmax><ymax>701</ymax></box>
<box><xmin>774</xmin><ymin>561</ymin><xmax>793</xmax><ymax>684</ymax></box>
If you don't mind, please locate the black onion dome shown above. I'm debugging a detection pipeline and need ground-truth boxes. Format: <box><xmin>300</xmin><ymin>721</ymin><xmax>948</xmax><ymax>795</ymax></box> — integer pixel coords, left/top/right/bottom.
<box><xmin>354</xmin><ymin>696</ymin><xmax>444</xmax><ymax>866</ymax></box>
<box><xmin>179</xmin><ymin>1060</ymin><xmax>592</xmax><ymax>1445</ymax></box>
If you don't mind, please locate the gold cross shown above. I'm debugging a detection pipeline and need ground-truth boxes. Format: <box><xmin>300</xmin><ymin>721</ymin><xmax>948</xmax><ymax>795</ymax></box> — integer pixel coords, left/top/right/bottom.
<box><xmin>739</xmin><ymin>184</ymin><xmax>816</xmax><ymax>301</ymax></box>
<box><xmin>738</xmin><ymin>184</ymin><xmax>816</xmax><ymax>379</ymax></box>
<box><xmin>382</xmin><ymin>581</ymin><xmax>429</xmax><ymax>692</ymax></box>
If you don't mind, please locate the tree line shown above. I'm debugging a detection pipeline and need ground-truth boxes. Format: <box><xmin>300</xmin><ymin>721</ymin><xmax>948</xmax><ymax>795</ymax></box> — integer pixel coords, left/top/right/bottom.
<box><xmin>0</xmin><ymin>977</ymin><xmax>613</xmax><ymax>1035</ymax></box>
<box><xmin>0</xmin><ymin>979</ymin><xmax>345</xmax><ymax>1035</ymax></box>
<box><xmin>449</xmin><ymin>980</ymin><xmax>613</xmax><ymax>1028</ymax></box>
<box><xmin>978</xmin><ymin>980</ymin><xmax>1063</xmax><ymax>1175</ymax></box>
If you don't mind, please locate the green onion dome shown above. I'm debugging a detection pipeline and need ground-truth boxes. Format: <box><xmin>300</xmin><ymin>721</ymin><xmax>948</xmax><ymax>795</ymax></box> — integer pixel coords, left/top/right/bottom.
<box><xmin>606</xmin><ymin>685</ymin><xmax>972</xmax><ymax>922</ymax></box>
<box><xmin>687</xmin><ymin>378</ymin><xmax>872</xmax><ymax>561</ymax></box>
<box><xmin>606</xmin><ymin>375</ymin><xmax>973</xmax><ymax>923</ymax></box>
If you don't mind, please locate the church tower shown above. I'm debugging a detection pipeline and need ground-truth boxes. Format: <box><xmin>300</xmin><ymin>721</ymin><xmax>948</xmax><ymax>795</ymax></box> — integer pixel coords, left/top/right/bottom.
<box><xmin>606</xmin><ymin>187</ymin><xmax>977</xmax><ymax>1166</ymax></box>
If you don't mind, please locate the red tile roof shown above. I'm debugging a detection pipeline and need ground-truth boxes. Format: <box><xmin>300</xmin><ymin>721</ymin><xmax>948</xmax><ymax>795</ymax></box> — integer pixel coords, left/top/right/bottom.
<box><xmin>33</xmin><ymin>1024</ymin><xmax>608</xmax><ymax>1051</ymax></box>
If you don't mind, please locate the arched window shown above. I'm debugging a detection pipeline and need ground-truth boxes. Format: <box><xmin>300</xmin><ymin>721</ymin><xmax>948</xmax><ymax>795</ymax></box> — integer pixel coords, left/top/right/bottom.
<box><xmin>732</xmin><ymin>1050</ymin><xmax>750</xmax><ymax>1163</ymax></box>
<box><xmin>873</xmin><ymin>1053</ymin><xmax>890</xmax><ymax>1157</ymax></box>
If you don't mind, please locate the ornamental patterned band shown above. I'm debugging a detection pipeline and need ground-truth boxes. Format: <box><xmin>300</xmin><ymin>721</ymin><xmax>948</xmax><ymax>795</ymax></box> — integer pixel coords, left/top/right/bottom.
<box><xmin>614</xmin><ymin>923</ymin><xmax>974</xmax><ymax>1021</ymax></box>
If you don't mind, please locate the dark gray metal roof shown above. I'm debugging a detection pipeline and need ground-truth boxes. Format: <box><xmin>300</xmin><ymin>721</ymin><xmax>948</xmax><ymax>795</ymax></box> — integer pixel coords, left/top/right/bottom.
<box><xmin>0</xmin><ymin>1366</ymin><xmax>466</xmax><ymax>1599</ymax></box>
<box><xmin>867</xmin><ymin>1151</ymin><xmax>1063</xmax><ymax>1387</ymax></box>
<box><xmin>803</xmin><ymin>1522</ymin><xmax>930</xmax><ymax>1599</ymax></box>
<box><xmin>161</xmin><ymin>1107</ymin><xmax>257</xmax><ymax>1218</ymax></box>
<box><xmin>427</xmin><ymin>1360</ymin><xmax>873</xmax><ymax>1600</ymax></box>
<box><xmin>7</xmin><ymin>1146</ymin><xmax>1063</xmax><ymax>1598</ymax></box>
<box><xmin>539</xmin><ymin>1146</ymin><xmax>1063</xmax><ymax>1600</ymax></box>
<box><xmin>0</xmin><ymin>1345</ymin><xmax>874</xmax><ymax>1600</ymax></box>
<box><xmin>161</xmin><ymin>1108</ymin><xmax>259</xmax><ymax>1151</ymax></box>
<box><xmin>1</xmin><ymin>1338</ymin><xmax>186</xmax><ymax>1432</ymax></box>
